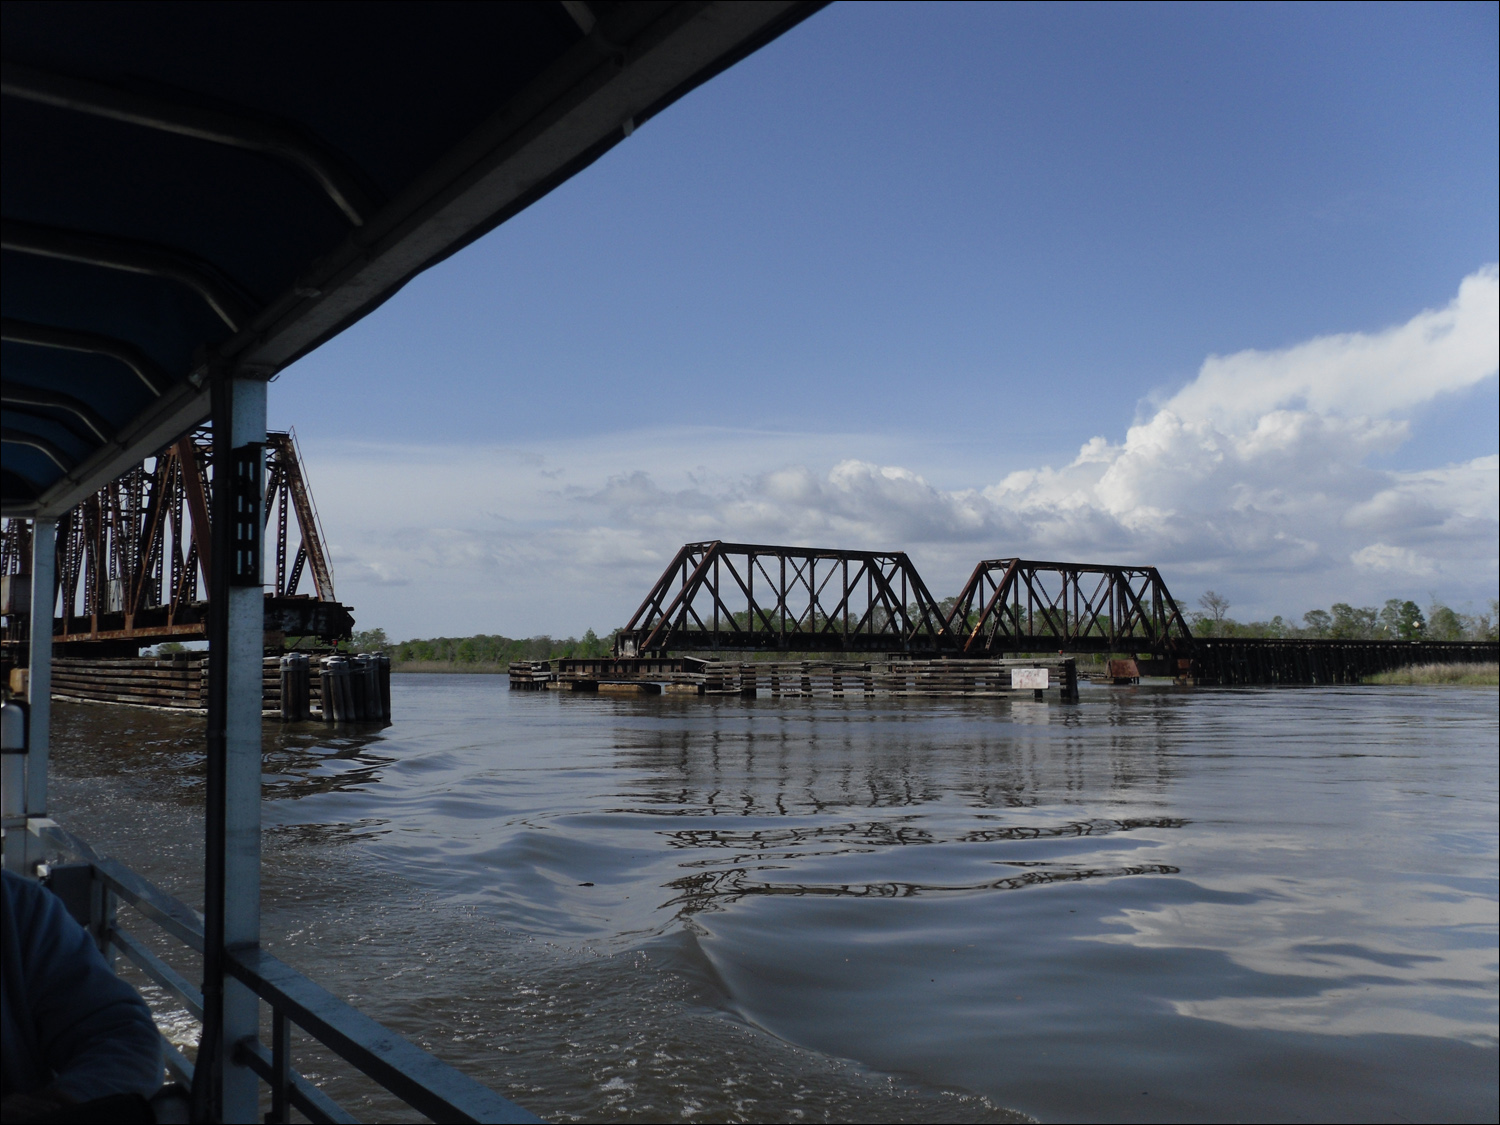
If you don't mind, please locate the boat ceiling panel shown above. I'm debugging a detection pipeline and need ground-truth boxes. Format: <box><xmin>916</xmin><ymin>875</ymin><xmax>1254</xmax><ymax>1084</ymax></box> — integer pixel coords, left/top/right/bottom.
<box><xmin>2</xmin><ymin>0</ymin><xmax>824</xmax><ymax>517</ymax></box>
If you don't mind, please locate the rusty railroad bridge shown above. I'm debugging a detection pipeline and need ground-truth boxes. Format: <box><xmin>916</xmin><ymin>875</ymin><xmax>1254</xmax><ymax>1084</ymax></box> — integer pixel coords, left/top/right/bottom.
<box><xmin>591</xmin><ymin>540</ymin><xmax>1496</xmax><ymax>687</ymax></box>
<box><xmin>1</xmin><ymin>428</ymin><xmax>352</xmax><ymax>662</ymax></box>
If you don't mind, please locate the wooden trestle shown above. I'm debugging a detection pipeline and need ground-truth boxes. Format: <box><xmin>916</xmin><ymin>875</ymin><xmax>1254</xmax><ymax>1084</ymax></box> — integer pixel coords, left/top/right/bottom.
<box><xmin>1178</xmin><ymin>638</ymin><xmax>1498</xmax><ymax>686</ymax></box>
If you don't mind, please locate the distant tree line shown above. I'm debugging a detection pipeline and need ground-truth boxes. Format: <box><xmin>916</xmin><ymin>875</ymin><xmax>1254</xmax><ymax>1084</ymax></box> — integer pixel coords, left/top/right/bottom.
<box><xmin>1188</xmin><ymin>593</ymin><xmax>1499</xmax><ymax>642</ymax></box>
<box><xmin>352</xmin><ymin>627</ymin><xmax>617</xmax><ymax>667</ymax></box>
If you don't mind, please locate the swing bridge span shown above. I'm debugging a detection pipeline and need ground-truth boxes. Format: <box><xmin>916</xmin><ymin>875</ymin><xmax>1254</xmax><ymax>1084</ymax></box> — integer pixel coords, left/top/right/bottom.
<box><xmin>612</xmin><ymin>540</ymin><xmax>1497</xmax><ymax>686</ymax></box>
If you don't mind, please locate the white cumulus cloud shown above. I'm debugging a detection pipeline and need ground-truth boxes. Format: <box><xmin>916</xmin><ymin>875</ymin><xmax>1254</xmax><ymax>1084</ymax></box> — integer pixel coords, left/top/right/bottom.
<box><xmin>302</xmin><ymin>269</ymin><xmax>1499</xmax><ymax>637</ymax></box>
<box><xmin>1163</xmin><ymin>265</ymin><xmax>1498</xmax><ymax>425</ymax></box>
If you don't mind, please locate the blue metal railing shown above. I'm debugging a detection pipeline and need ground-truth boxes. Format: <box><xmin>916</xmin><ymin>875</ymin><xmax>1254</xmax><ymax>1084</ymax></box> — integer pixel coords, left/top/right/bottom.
<box><xmin>33</xmin><ymin>820</ymin><xmax>539</xmax><ymax>1124</ymax></box>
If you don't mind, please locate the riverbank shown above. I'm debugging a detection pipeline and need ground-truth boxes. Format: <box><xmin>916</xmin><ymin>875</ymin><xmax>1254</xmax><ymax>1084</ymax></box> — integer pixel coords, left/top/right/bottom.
<box><xmin>1366</xmin><ymin>661</ymin><xmax>1499</xmax><ymax>686</ymax></box>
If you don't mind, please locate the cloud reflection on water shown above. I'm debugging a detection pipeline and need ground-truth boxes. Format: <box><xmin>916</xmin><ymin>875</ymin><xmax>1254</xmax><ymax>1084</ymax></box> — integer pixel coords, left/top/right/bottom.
<box><xmin>1090</xmin><ymin>872</ymin><xmax>1499</xmax><ymax>1045</ymax></box>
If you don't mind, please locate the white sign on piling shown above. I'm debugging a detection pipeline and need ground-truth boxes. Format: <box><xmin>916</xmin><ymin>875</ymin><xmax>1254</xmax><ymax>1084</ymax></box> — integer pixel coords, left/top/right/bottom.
<box><xmin>1011</xmin><ymin>668</ymin><xmax>1049</xmax><ymax>690</ymax></box>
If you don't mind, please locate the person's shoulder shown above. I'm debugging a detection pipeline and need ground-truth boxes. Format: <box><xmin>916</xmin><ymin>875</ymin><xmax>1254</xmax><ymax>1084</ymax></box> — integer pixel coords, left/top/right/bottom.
<box><xmin>3</xmin><ymin>867</ymin><xmax>52</xmax><ymax>911</ymax></box>
<box><xmin>3</xmin><ymin>868</ymin><xmax>77</xmax><ymax>942</ymax></box>
<box><xmin>2</xmin><ymin>866</ymin><xmax>41</xmax><ymax>912</ymax></box>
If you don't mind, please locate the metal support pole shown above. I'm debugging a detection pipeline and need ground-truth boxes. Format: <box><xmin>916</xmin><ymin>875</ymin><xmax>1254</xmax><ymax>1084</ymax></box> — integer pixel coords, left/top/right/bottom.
<box><xmin>195</xmin><ymin>373</ymin><xmax>266</xmax><ymax>1124</ymax></box>
<box><xmin>1</xmin><ymin>700</ymin><xmax>25</xmax><ymax>874</ymax></box>
<box><xmin>270</xmin><ymin>1009</ymin><xmax>290</xmax><ymax>1124</ymax></box>
<box><xmin>224</xmin><ymin>375</ymin><xmax>265</xmax><ymax>1122</ymax></box>
<box><xmin>23</xmin><ymin>519</ymin><xmax>55</xmax><ymax>872</ymax></box>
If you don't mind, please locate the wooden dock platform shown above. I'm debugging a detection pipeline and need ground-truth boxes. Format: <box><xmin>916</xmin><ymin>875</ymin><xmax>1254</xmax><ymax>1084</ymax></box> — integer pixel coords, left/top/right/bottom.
<box><xmin>514</xmin><ymin>656</ymin><xmax>1081</xmax><ymax>701</ymax></box>
<box><xmin>38</xmin><ymin>652</ymin><xmax>390</xmax><ymax>722</ymax></box>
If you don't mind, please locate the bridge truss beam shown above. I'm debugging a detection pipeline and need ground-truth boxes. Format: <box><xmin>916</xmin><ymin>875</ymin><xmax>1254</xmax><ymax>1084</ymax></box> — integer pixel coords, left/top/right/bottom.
<box><xmin>1</xmin><ymin>428</ymin><xmax>351</xmax><ymax>652</ymax></box>
<box><xmin>946</xmin><ymin>559</ymin><xmax>1194</xmax><ymax>655</ymax></box>
<box><xmin>620</xmin><ymin>541</ymin><xmax>953</xmax><ymax>655</ymax></box>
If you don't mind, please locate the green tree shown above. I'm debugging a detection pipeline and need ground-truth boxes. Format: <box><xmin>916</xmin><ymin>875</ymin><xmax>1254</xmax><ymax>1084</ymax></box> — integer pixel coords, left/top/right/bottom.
<box><xmin>348</xmin><ymin>627</ymin><xmax>389</xmax><ymax>653</ymax></box>
<box><xmin>1377</xmin><ymin>599</ymin><xmax>1401</xmax><ymax>637</ymax></box>
<box><xmin>1329</xmin><ymin>603</ymin><xmax>1377</xmax><ymax>639</ymax></box>
<box><xmin>1302</xmin><ymin>609</ymin><xmax>1332</xmax><ymax>637</ymax></box>
<box><xmin>1198</xmin><ymin>590</ymin><xmax>1230</xmax><ymax>622</ymax></box>
<box><xmin>1378</xmin><ymin>599</ymin><xmax>1425</xmax><ymax>640</ymax></box>
<box><xmin>1481</xmin><ymin>599</ymin><xmax>1499</xmax><ymax>641</ymax></box>
<box><xmin>1426</xmin><ymin>603</ymin><xmax>1464</xmax><ymax>641</ymax></box>
<box><xmin>386</xmin><ymin>627</ymin><xmax>622</xmax><ymax>668</ymax></box>
<box><xmin>1399</xmin><ymin>601</ymin><xmax>1425</xmax><ymax>639</ymax></box>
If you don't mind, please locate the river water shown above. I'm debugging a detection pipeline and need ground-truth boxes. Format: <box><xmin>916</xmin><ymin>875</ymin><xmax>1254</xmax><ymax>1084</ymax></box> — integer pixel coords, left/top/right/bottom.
<box><xmin>44</xmin><ymin>677</ymin><xmax>1498</xmax><ymax>1123</ymax></box>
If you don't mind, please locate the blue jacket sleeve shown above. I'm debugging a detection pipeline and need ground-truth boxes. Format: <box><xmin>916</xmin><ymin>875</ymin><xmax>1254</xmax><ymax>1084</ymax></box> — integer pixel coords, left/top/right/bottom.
<box><xmin>1</xmin><ymin>869</ymin><xmax>163</xmax><ymax>1101</ymax></box>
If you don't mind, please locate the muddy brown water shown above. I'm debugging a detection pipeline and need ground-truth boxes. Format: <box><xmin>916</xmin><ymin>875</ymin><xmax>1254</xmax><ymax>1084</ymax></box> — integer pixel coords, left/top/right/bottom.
<box><xmin>43</xmin><ymin>677</ymin><xmax>1498</xmax><ymax>1123</ymax></box>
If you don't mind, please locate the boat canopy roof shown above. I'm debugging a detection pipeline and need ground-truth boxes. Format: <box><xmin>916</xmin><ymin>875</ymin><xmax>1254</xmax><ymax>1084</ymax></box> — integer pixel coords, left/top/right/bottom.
<box><xmin>2</xmin><ymin>0</ymin><xmax>822</xmax><ymax>517</ymax></box>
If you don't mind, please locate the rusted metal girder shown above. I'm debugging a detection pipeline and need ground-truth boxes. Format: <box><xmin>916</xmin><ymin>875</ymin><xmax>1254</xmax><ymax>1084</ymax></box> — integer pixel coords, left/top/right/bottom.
<box><xmin>263</xmin><ymin>431</ymin><xmax>336</xmax><ymax>603</ymax></box>
<box><xmin>618</xmin><ymin>541</ymin><xmax>953</xmax><ymax>655</ymax></box>
<box><xmin>610</xmin><ymin>544</ymin><xmax>1497</xmax><ymax>681</ymax></box>
<box><xmin>946</xmin><ymin>558</ymin><xmax>1194</xmax><ymax>655</ymax></box>
<box><xmin>0</xmin><ymin>428</ymin><xmax>352</xmax><ymax>653</ymax></box>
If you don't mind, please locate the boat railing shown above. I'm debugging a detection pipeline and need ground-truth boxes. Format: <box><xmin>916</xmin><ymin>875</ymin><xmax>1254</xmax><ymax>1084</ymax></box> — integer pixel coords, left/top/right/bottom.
<box><xmin>29</xmin><ymin>818</ymin><xmax>539</xmax><ymax>1125</ymax></box>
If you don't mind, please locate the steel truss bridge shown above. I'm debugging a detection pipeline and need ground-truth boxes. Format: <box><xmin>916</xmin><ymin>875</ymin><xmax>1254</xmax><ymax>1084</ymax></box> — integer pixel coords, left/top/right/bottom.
<box><xmin>618</xmin><ymin>541</ymin><xmax>1498</xmax><ymax>684</ymax></box>
<box><xmin>947</xmin><ymin>558</ymin><xmax>1192</xmax><ymax>655</ymax></box>
<box><xmin>619</xmin><ymin>541</ymin><xmax>952</xmax><ymax>655</ymax></box>
<box><xmin>1</xmin><ymin>429</ymin><xmax>352</xmax><ymax>655</ymax></box>
<box><xmin>618</xmin><ymin>542</ymin><xmax>1193</xmax><ymax>658</ymax></box>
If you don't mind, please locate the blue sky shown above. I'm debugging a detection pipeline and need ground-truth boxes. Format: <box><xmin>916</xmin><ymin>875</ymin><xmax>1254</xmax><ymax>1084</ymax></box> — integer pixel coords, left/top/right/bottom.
<box><xmin>270</xmin><ymin>2</ymin><xmax>1499</xmax><ymax>639</ymax></box>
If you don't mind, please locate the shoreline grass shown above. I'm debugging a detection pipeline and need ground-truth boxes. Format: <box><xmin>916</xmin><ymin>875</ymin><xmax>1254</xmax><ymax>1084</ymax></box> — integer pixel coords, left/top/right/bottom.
<box><xmin>1365</xmin><ymin>662</ymin><xmax>1498</xmax><ymax>686</ymax></box>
